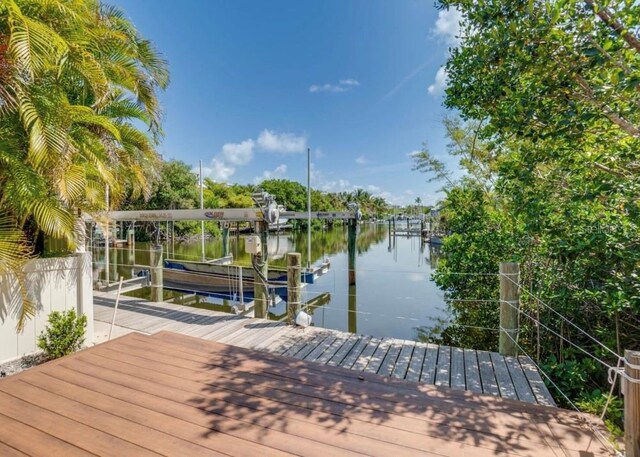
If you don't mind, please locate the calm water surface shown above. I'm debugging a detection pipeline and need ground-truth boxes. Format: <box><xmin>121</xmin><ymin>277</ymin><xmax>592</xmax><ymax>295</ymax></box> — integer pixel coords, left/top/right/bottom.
<box><xmin>93</xmin><ymin>224</ymin><xmax>446</xmax><ymax>341</ymax></box>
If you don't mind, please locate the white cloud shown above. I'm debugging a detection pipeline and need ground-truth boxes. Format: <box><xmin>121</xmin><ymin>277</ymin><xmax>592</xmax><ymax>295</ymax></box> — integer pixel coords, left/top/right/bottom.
<box><xmin>434</xmin><ymin>7</ymin><xmax>463</xmax><ymax>45</ymax></box>
<box><xmin>221</xmin><ymin>139</ymin><xmax>254</xmax><ymax>165</ymax></box>
<box><xmin>203</xmin><ymin>158</ymin><xmax>236</xmax><ymax>182</ymax></box>
<box><xmin>407</xmin><ymin>150</ymin><xmax>421</xmax><ymax>158</ymax></box>
<box><xmin>257</xmin><ymin>129</ymin><xmax>307</xmax><ymax>154</ymax></box>
<box><xmin>321</xmin><ymin>179</ymin><xmax>352</xmax><ymax>193</ymax></box>
<box><xmin>254</xmin><ymin>164</ymin><xmax>287</xmax><ymax>183</ymax></box>
<box><xmin>314</xmin><ymin>148</ymin><xmax>324</xmax><ymax>159</ymax></box>
<box><xmin>428</xmin><ymin>67</ymin><xmax>448</xmax><ymax>96</ymax></box>
<box><xmin>309</xmin><ymin>79</ymin><xmax>360</xmax><ymax>93</ymax></box>
<box><xmin>404</xmin><ymin>189</ymin><xmax>414</xmax><ymax>195</ymax></box>
<box><xmin>355</xmin><ymin>155</ymin><xmax>369</xmax><ymax>165</ymax></box>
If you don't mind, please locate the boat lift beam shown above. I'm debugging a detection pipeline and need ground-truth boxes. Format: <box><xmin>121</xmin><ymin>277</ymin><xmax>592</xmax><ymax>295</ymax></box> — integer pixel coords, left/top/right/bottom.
<box><xmin>101</xmin><ymin>208</ymin><xmax>357</xmax><ymax>222</ymax></box>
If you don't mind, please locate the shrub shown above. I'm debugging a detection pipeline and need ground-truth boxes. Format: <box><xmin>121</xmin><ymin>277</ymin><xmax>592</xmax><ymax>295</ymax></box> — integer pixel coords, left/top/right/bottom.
<box><xmin>37</xmin><ymin>310</ymin><xmax>87</xmax><ymax>359</ymax></box>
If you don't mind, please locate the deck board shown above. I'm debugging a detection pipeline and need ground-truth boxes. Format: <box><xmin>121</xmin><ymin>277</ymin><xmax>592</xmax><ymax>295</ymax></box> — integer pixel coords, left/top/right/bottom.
<box><xmin>0</xmin><ymin>332</ymin><xmax>612</xmax><ymax>456</ymax></box>
<box><xmin>435</xmin><ymin>346</ymin><xmax>451</xmax><ymax>386</ymax></box>
<box><xmin>391</xmin><ymin>341</ymin><xmax>415</xmax><ymax>379</ymax></box>
<box><xmin>93</xmin><ymin>292</ymin><xmax>556</xmax><ymax>406</ymax></box>
<box><xmin>405</xmin><ymin>343</ymin><xmax>426</xmax><ymax>382</ymax></box>
<box><xmin>450</xmin><ymin>347</ymin><xmax>466</xmax><ymax>390</ymax></box>
<box><xmin>490</xmin><ymin>352</ymin><xmax>518</xmax><ymax>400</ymax></box>
<box><xmin>463</xmin><ymin>348</ymin><xmax>483</xmax><ymax>394</ymax></box>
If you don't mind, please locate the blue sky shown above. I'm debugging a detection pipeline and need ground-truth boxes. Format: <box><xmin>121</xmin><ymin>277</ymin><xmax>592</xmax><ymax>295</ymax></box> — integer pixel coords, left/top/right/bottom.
<box><xmin>112</xmin><ymin>0</ymin><xmax>461</xmax><ymax>206</ymax></box>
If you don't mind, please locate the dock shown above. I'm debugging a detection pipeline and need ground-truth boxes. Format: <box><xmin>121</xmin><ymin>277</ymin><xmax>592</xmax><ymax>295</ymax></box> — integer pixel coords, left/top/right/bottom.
<box><xmin>94</xmin><ymin>291</ymin><xmax>556</xmax><ymax>406</ymax></box>
<box><xmin>0</xmin><ymin>331</ymin><xmax>611</xmax><ymax>456</ymax></box>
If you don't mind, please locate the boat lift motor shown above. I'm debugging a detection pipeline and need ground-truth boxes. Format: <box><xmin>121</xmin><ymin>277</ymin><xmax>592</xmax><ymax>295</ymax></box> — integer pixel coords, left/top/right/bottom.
<box><xmin>252</xmin><ymin>191</ymin><xmax>279</xmax><ymax>224</ymax></box>
<box><xmin>245</xmin><ymin>235</ymin><xmax>262</xmax><ymax>255</ymax></box>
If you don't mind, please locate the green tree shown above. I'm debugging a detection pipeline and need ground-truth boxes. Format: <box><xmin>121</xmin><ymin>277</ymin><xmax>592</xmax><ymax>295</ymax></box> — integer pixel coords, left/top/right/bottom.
<box><xmin>424</xmin><ymin>1</ymin><xmax>640</xmax><ymax>424</ymax></box>
<box><xmin>0</xmin><ymin>0</ymin><xmax>168</xmax><ymax>327</ymax></box>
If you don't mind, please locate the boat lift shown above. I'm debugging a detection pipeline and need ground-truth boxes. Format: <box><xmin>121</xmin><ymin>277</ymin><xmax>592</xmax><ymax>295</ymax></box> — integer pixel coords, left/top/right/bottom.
<box><xmin>95</xmin><ymin>193</ymin><xmax>360</xmax><ymax>319</ymax></box>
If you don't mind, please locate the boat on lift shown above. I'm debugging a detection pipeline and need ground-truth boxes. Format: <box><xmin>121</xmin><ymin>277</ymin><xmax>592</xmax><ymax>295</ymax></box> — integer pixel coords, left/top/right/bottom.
<box><xmin>161</xmin><ymin>257</ymin><xmax>331</xmax><ymax>297</ymax></box>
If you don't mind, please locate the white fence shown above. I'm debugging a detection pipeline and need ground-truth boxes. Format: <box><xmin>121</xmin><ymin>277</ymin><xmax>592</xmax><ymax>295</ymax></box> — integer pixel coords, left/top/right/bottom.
<box><xmin>0</xmin><ymin>252</ymin><xmax>93</xmax><ymax>364</ymax></box>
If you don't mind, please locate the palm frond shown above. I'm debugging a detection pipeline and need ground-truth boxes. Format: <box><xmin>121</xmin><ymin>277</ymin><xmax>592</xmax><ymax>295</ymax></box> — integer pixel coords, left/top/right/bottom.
<box><xmin>0</xmin><ymin>214</ymin><xmax>35</xmax><ymax>331</ymax></box>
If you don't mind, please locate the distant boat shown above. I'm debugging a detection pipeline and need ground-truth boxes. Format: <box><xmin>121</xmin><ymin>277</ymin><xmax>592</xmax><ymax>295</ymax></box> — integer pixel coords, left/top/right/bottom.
<box><xmin>429</xmin><ymin>235</ymin><xmax>443</xmax><ymax>245</ymax></box>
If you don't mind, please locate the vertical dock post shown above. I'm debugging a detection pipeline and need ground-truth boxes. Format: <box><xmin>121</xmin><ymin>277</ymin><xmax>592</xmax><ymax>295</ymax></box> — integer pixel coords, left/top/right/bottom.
<box><xmin>348</xmin><ymin>219</ymin><xmax>357</xmax><ymax>286</ymax></box>
<box><xmin>287</xmin><ymin>252</ymin><xmax>301</xmax><ymax>324</ymax></box>
<box><xmin>347</xmin><ymin>218</ymin><xmax>357</xmax><ymax>333</ymax></box>
<box><xmin>499</xmin><ymin>262</ymin><xmax>520</xmax><ymax>356</ymax></box>
<box><xmin>253</xmin><ymin>222</ymin><xmax>269</xmax><ymax>318</ymax></box>
<box><xmin>222</xmin><ymin>223</ymin><xmax>230</xmax><ymax>257</ymax></box>
<box><xmin>111</xmin><ymin>229</ymin><xmax>118</xmax><ymax>284</ymax></box>
<box><xmin>150</xmin><ymin>244</ymin><xmax>163</xmax><ymax>303</ymax></box>
<box><xmin>127</xmin><ymin>227</ymin><xmax>134</xmax><ymax>248</ymax></box>
<box><xmin>625</xmin><ymin>350</ymin><xmax>640</xmax><ymax>457</ymax></box>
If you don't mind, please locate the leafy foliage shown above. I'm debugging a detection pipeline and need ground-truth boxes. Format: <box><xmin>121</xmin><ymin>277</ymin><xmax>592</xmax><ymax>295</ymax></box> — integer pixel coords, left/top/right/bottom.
<box><xmin>37</xmin><ymin>309</ymin><xmax>87</xmax><ymax>359</ymax></box>
<box><xmin>418</xmin><ymin>0</ymin><xmax>640</xmax><ymax>430</ymax></box>
<box><xmin>0</xmin><ymin>0</ymin><xmax>168</xmax><ymax>328</ymax></box>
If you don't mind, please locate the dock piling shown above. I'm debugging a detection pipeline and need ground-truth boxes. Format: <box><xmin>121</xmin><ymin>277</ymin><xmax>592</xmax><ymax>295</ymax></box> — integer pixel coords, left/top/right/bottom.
<box><xmin>150</xmin><ymin>244</ymin><xmax>163</xmax><ymax>302</ymax></box>
<box><xmin>222</xmin><ymin>223</ymin><xmax>230</xmax><ymax>257</ymax></box>
<box><xmin>253</xmin><ymin>222</ymin><xmax>268</xmax><ymax>318</ymax></box>
<box><xmin>348</xmin><ymin>219</ymin><xmax>357</xmax><ymax>286</ymax></box>
<box><xmin>499</xmin><ymin>262</ymin><xmax>520</xmax><ymax>356</ymax></box>
<box><xmin>287</xmin><ymin>252</ymin><xmax>301</xmax><ymax>324</ymax></box>
<box><xmin>625</xmin><ymin>350</ymin><xmax>640</xmax><ymax>457</ymax></box>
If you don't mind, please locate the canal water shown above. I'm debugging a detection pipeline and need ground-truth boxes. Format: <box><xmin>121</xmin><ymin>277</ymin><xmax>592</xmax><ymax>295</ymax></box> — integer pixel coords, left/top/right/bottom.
<box><xmin>92</xmin><ymin>223</ymin><xmax>447</xmax><ymax>341</ymax></box>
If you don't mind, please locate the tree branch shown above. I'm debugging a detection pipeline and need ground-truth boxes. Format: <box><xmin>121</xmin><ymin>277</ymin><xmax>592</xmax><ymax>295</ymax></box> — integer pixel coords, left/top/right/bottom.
<box><xmin>584</xmin><ymin>0</ymin><xmax>640</xmax><ymax>54</ymax></box>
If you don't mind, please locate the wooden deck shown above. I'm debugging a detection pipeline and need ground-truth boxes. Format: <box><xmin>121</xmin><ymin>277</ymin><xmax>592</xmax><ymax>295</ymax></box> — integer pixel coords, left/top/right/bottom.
<box><xmin>0</xmin><ymin>331</ymin><xmax>611</xmax><ymax>456</ymax></box>
<box><xmin>93</xmin><ymin>292</ymin><xmax>557</xmax><ymax>406</ymax></box>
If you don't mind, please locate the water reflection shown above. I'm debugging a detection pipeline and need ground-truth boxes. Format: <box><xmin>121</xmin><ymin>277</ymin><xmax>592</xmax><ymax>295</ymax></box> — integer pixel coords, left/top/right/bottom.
<box><xmin>91</xmin><ymin>223</ymin><xmax>447</xmax><ymax>340</ymax></box>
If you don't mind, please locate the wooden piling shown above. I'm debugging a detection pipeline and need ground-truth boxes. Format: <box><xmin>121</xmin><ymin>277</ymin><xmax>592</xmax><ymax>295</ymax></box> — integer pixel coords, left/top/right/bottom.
<box><xmin>127</xmin><ymin>228</ymin><xmax>134</xmax><ymax>248</ymax></box>
<box><xmin>287</xmin><ymin>252</ymin><xmax>301</xmax><ymax>324</ymax></box>
<box><xmin>222</xmin><ymin>223</ymin><xmax>230</xmax><ymax>257</ymax></box>
<box><xmin>348</xmin><ymin>218</ymin><xmax>357</xmax><ymax>286</ymax></box>
<box><xmin>626</xmin><ymin>350</ymin><xmax>640</xmax><ymax>457</ymax></box>
<box><xmin>499</xmin><ymin>262</ymin><xmax>520</xmax><ymax>356</ymax></box>
<box><xmin>253</xmin><ymin>222</ymin><xmax>268</xmax><ymax>318</ymax></box>
<box><xmin>150</xmin><ymin>244</ymin><xmax>163</xmax><ymax>303</ymax></box>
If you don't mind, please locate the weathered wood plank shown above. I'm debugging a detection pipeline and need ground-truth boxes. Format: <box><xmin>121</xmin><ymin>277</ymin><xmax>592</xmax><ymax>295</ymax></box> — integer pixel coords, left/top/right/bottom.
<box><xmin>490</xmin><ymin>352</ymin><xmax>518</xmax><ymax>400</ymax></box>
<box><xmin>281</xmin><ymin>329</ymin><xmax>320</xmax><ymax>357</ymax></box>
<box><xmin>405</xmin><ymin>343</ymin><xmax>426</xmax><ymax>382</ymax></box>
<box><xmin>377</xmin><ymin>339</ymin><xmax>403</xmax><ymax>377</ymax></box>
<box><xmin>294</xmin><ymin>332</ymin><xmax>335</xmax><ymax>360</ymax></box>
<box><xmin>450</xmin><ymin>347</ymin><xmax>466</xmax><ymax>390</ymax></box>
<box><xmin>315</xmin><ymin>333</ymin><xmax>352</xmax><ymax>365</ymax></box>
<box><xmin>391</xmin><ymin>342</ymin><xmax>415</xmax><ymax>379</ymax></box>
<box><xmin>304</xmin><ymin>333</ymin><xmax>339</xmax><ymax>362</ymax></box>
<box><xmin>435</xmin><ymin>346</ymin><xmax>451</xmax><ymax>387</ymax></box>
<box><xmin>329</xmin><ymin>335</ymin><xmax>362</xmax><ymax>367</ymax></box>
<box><xmin>252</xmin><ymin>325</ymin><xmax>298</xmax><ymax>351</ymax></box>
<box><xmin>477</xmin><ymin>350</ymin><xmax>500</xmax><ymax>397</ymax></box>
<box><xmin>519</xmin><ymin>356</ymin><xmax>556</xmax><ymax>406</ymax></box>
<box><xmin>420</xmin><ymin>344</ymin><xmax>438</xmax><ymax>384</ymax></box>
<box><xmin>363</xmin><ymin>338</ymin><xmax>392</xmax><ymax>374</ymax></box>
<box><xmin>504</xmin><ymin>356</ymin><xmax>536</xmax><ymax>404</ymax></box>
<box><xmin>463</xmin><ymin>349</ymin><xmax>483</xmax><ymax>394</ymax></box>
<box><xmin>351</xmin><ymin>338</ymin><xmax>380</xmax><ymax>371</ymax></box>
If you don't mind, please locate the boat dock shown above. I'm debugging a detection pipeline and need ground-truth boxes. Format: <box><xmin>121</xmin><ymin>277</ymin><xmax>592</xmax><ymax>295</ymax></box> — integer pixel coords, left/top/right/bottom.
<box><xmin>0</xmin><ymin>330</ymin><xmax>610</xmax><ymax>456</ymax></box>
<box><xmin>94</xmin><ymin>291</ymin><xmax>556</xmax><ymax>406</ymax></box>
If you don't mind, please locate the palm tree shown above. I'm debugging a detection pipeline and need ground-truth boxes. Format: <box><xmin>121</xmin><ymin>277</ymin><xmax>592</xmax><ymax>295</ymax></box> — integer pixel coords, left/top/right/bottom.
<box><xmin>0</xmin><ymin>0</ymin><xmax>169</xmax><ymax>328</ymax></box>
